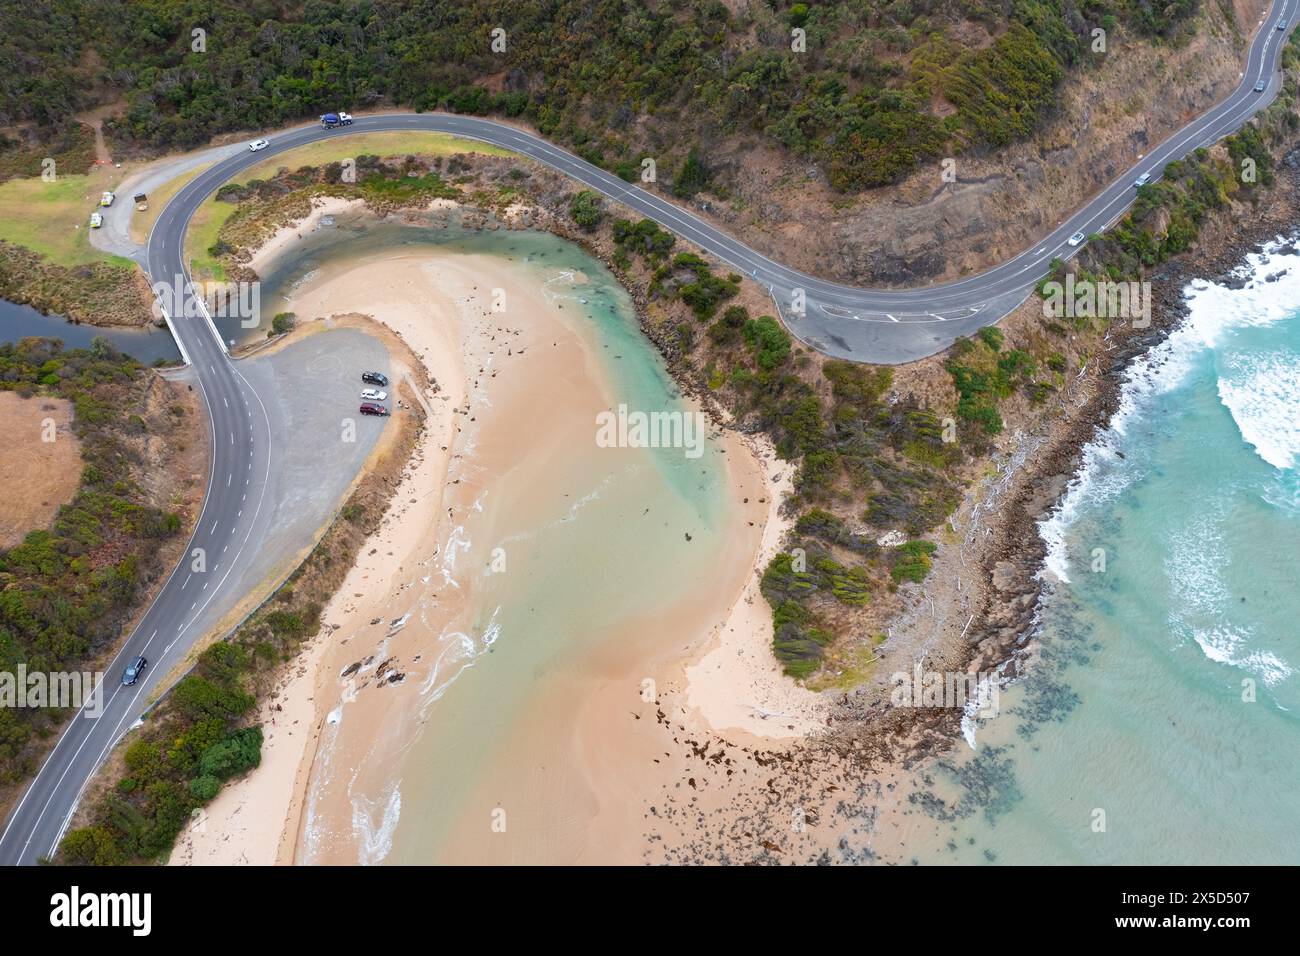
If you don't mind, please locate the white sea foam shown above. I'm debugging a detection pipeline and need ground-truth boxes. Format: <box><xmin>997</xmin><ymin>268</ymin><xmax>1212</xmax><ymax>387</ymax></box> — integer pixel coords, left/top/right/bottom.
<box><xmin>1166</xmin><ymin>506</ymin><xmax>1294</xmax><ymax>687</ymax></box>
<box><xmin>440</xmin><ymin>524</ymin><xmax>471</xmax><ymax>588</ymax></box>
<box><xmin>1166</xmin><ymin>511</ymin><xmax>1229</xmax><ymax>614</ymax></box>
<box><xmin>416</xmin><ymin>606</ymin><xmax>502</xmax><ymax>716</ymax></box>
<box><xmin>1187</xmin><ymin>626</ymin><xmax>1293</xmax><ymax>687</ymax></box>
<box><xmin>1216</xmin><ymin>352</ymin><xmax>1300</xmax><ymax>471</ymax></box>
<box><xmin>1038</xmin><ymin>236</ymin><xmax>1300</xmax><ymax>580</ymax></box>
<box><xmin>959</xmin><ymin>671</ymin><xmax>1005</xmax><ymax>751</ymax></box>
<box><xmin>350</xmin><ymin>783</ymin><xmax>401</xmax><ymax>866</ymax></box>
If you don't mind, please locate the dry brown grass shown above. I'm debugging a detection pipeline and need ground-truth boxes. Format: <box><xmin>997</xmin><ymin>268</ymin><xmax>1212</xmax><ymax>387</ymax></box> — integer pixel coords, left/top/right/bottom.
<box><xmin>0</xmin><ymin>392</ymin><xmax>83</xmax><ymax>548</ymax></box>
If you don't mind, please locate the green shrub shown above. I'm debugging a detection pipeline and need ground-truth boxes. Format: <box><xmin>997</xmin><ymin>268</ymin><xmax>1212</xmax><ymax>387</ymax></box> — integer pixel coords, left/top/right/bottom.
<box><xmin>890</xmin><ymin>540</ymin><xmax>937</xmax><ymax>583</ymax></box>
<box><xmin>741</xmin><ymin>316</ymin><xmax>791</xmax><ymax>370</ymax></box>
<box><xmin>198</xmin><ymin>727</ymin><xmax>264</xmax><ymax>780</ymax></box>
<box><xmin>673</xmin><ymin>147</ymin><xmax>710</xmax><ymax>198</ymax></box>
<box><xmin>188</xmin><ymin>775</ymin><xmax>222</xmax><ymax>801</ymax></box>
<box><xmin>569</xmin><ymin>190</ymin><xmax>604</xmax><ymax>232</ymax></box>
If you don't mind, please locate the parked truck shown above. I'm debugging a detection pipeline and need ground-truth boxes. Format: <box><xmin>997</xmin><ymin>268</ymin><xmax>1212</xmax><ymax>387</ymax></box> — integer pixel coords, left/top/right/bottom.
<box><xmin>320</xmin><ymin>112</ymin><xmax>354</xmax><ymax>128</ymax></box>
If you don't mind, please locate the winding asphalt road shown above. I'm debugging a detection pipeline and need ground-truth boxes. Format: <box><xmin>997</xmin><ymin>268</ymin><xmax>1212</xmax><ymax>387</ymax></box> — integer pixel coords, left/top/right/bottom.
<box><xmin>1</xmin><ymin>4</ymin><xmax>1295</xmax><ymax>865</ymax></box>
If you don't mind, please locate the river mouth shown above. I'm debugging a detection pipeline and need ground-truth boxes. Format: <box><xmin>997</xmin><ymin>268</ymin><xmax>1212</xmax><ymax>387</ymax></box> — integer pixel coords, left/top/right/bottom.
<box><xmin>236</xmin><ymin>209</ymin><xmax>772</xmax><ymax>864</ymax></box>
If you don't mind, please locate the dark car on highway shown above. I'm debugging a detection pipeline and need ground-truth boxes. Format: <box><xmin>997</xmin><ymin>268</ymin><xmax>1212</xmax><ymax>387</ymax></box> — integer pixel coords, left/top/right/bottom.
<box><xmin>122</xmin><ymin>656</ymin><xmax>148</xmax><ymax>686</ymax></box>
<box><xmin>362</xmin><ymin>371</ymin><xmax>388</xmax><ymax>387</ymax></box>
<box><xmin>359</xmin><ymin>402</ymin><xmax>389</xmax><ymax>416</ymax></box>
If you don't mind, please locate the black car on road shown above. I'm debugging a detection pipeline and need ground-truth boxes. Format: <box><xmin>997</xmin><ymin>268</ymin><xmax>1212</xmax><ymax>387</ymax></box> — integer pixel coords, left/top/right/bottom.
<box><xmin>362</xmin><ymin>371</ymin><xmax>388</xmax><ymax>387</ymax></box>
<box><xmin>122</xmin><ymin>656</ymin><xmax>148</xmax><ymax>686</ymax></box>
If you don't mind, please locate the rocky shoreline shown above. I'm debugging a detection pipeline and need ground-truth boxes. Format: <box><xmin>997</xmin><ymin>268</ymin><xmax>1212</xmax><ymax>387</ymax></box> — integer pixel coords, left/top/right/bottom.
<box><xmin>959</xmin><ymin>159</ymin><xmax>1300</xmax><ymax>709</ymax></box>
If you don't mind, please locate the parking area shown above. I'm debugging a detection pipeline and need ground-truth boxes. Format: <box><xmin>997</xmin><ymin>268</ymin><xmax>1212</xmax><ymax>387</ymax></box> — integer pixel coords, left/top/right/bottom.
<box><xmin>227</xmin><ymin>325</ymin><xmax>393</xmax><ymax>596</ymax></box>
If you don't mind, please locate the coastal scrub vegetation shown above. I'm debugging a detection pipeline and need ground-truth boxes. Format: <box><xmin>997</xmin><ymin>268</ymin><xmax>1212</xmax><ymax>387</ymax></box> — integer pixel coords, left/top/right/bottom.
<box><xmin>569</xmin><ymin>191</ymin><xmax>605</xmax><ymax>233</ymax></box>
<box><xmin>2</xmin><ymin>0</ymin><xmax>1201</xmax><ymax>195</ymax></box>
<box><xmin>945</xmin><ymin>328</ymin><xmax>1038</xmax><ymax>444</ymax></box>
<box><xmin>0</xmin><ymin>339</ymin><xmax>184</xmax><ymax>786</ymax></box>
<box><xmin>189</xmin><ymin>155</ymin><xmax>460</xmax><ymax>282</ymax></box>
<box><xmin>0</xmin><ymin>125</ymin><xmax>153</xmax><ymax>324</ymax></box>
<box><xmin>58</xmin><ymin>641</ymin><xmax>264</xmax><ymax>864</ymax></box>
<box><xmin>656</xmin><ymin>274</ymin><xmax>969</xmax><ymax>675</ymax></box>
<box><xmin>1038</xmin><ymin>32</ymin><xmax>1300</xmax><ymax>305</ymax></box>
<box><xmin>0</xmin><ymin>241</ymin><xmax>151</xmax><ymax>327</ymax></box>
<box><xmin>0</xmin><ymin>122</ymin><xmax>96</xmax><ymax>183</ymax></box>
<box><xmin>1042</xmin><ymin>28</ymin><xmax>1300</xmax><ymax>293</ymax></box>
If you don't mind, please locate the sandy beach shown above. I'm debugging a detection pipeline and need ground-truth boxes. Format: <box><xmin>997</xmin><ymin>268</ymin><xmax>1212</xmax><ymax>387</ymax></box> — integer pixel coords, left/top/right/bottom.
<box><xmin>171</xmin><ymin>204</ymin><xmax>810</xmax><ymax>865</ymax></box>
<box><xmin>173</xmin><ymin>203</ymin><xmax>468</xmax><ymax>866</ymax></box>
<box><xmin>683</xmin><ymin>439</ymin><xmax>825</xmax><ymax>741</ymax></box>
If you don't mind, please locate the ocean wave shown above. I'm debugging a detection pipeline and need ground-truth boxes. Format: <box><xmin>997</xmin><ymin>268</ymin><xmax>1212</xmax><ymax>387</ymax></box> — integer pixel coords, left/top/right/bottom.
<box><xmin>440</xmin><ymin>524</ymin><xmax>471</xmax><ymax>588</ymax></box>
<box><xmin>1260</xmin><ymin>474</ymin><xmax>1300</xmax><ymax>515</ymax></box>
<box><xmin>1166</xmin><ymin>509</ymin><xmax>1294</xmax><ymax>687</ymax></box>
<box><xmin>1035</xmin><ymin>334</ymin><xmax>1185</xmax><ymax>583</ymax></box>
<box><xmin>1216</xmin><ymin>352</ymin><xmax>1300</xmax><ymax>472</ymax></box>
<box><xmin>1182</xmin><ymin>240</ymin><xmax>1300</xmax><ymax>349</ymax></box>
<box><xmin>1038</xmin><ymin>236</ymin><xmax>1300</xmax><ymax>580</ymax></box>
<box><xmin>1186</xmin><ymin>624</ymin><xmax>1294</xmax><ymax>688</ymax></box>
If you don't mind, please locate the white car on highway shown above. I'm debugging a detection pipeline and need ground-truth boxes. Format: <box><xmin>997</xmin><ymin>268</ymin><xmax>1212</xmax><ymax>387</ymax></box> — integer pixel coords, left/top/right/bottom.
<box><xmin>249</xmin><ymin>139</ymin><xmax>270</xmax><ymax>151</ymax></box>
<box><xmin>100</xmin><ymin>191</ymin><xmax>115</xmax><ymax>206</ymax></box>
<box><xmin>88</xmin><ymin>212</ymin><xmax>103</xmax><ymax>228</ymax></box>
<box><xmin>360</xmin><ymin>388</ymin><xmax>388</xmax><ymax>402</ymax></box>
<box><xmin>1133</xmin><ymin>173</ymin><xmax>1151</xmax><ymax>188</ymax></box>
<box><xmin>1067</xmin><ymin>231</ymin><xmax>1086</xmax><ymax>247</ymax></box>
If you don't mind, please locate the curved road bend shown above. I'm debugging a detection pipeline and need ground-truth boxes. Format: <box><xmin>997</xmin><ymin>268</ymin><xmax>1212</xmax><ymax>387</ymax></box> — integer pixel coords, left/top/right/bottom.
<box><xmin>1</xmin><ymin>1</ymin><xmax>1294</xmax><ymax>865</ymax></box>
<box><xmin>165</xmin><ymin>0</ymin><xmax>1290</xmax><ymax>363</ymax></box>
<box><xmin>0</xmin><ymin>174</ymin><xmax>276</xmax><ymax>866</ymax></box>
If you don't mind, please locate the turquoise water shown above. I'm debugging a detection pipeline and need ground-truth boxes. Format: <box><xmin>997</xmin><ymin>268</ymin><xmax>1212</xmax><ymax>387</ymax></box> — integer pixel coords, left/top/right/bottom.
<box><xmin>382</xmin><ymin>228</ymin><xmax>735</xmax><ymax>863</ymax></box>
<box><xmin>903</xmin><ymin>246</ymin><xmax>1300</xmax><ymax>865</ymax></box>
<box><xmin>279</xmin><ymin>213</ymin><xmax>740</xmax><ymax>863</ymax></box>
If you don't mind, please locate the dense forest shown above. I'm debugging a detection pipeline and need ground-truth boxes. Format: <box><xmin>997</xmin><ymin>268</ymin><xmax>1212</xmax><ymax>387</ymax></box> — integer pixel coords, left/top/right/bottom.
<box><xmin>1</xmin><ymin>0</ymin><xmax>1201</xmax><ymax>191</ymax></box>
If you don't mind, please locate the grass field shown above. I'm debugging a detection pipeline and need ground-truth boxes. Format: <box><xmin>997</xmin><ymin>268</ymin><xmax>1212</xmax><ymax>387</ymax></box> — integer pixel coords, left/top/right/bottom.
<box><xmin>0</xmin><ymin>167</ymin><xmax>134</xmax><ymax>268</ymax></box>
<box><xmin>184</xmin><ymin>131</ymin><xmax>517</xmax><ymax>280</ymax></box>
<box><xmin>185</xmin><ymin>196</ymin><xmax>236</xmax><ymax>282</ymax></box>
<box><xmin>1</xmin><ymin>131</ymin><xmax>515</xmax><ymax>276</ymax></box>
<box><xmin>234</xmin><ymin>130</ymin><xmax>515</xmax><ymax>184</ymax></box>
